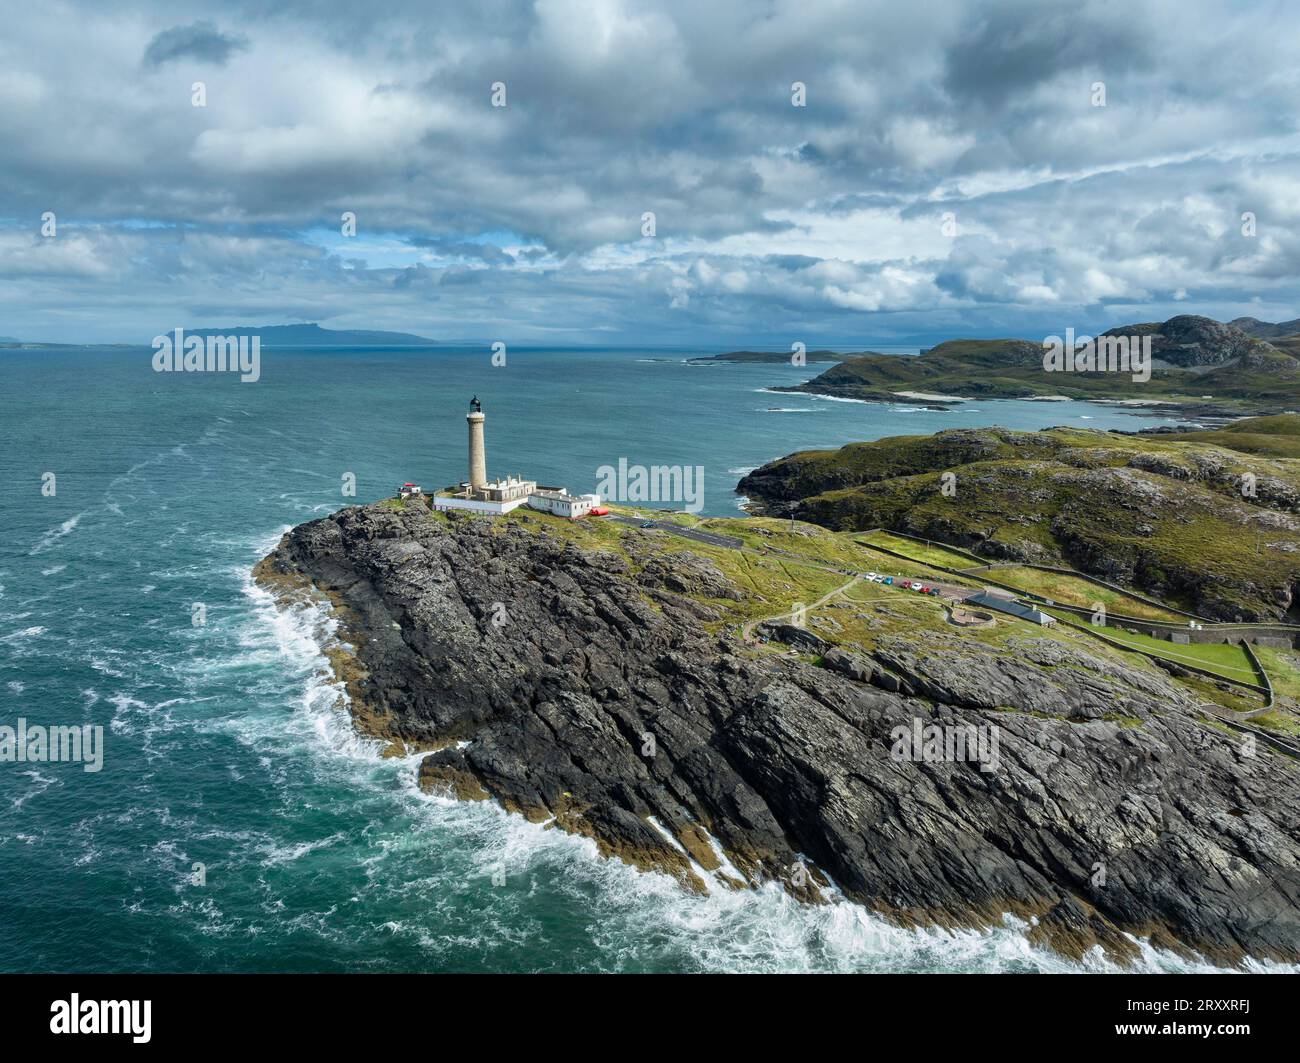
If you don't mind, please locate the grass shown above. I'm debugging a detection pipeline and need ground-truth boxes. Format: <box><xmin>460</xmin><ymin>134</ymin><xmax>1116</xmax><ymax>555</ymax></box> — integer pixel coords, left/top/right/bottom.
<box><xmin>1055</xmin><ymin>615</ymin><xmax>1261</xmax><ymax>684</ymax></box>
<box><xmin>1252</xmin><ymin>647</ymin><xmax>1300</xmax><ymax>700</ymax></box>
<box><xmin>486</xmin><ymin>502</ymin><xmax>1286</xmax><ymax>712</ymax></box>
<box><xmin>1246</xmin><ymin>710</ymin><xmax>1300</xmax><ymax>737</ymax></box>
<box><xmin>516</xmin><ymin>506</ymin><xmax>854</xmax><ymax>629</ymax></box>
<box><xmin>858</xmin><ymin>530</ymin><xmax>984</xmax><ymax>569</ymax></box>
<box><xmin>982</xmin><ymin>565</ymin><xmax>1188</xmax><ymax>621</ymax></box>
<box><xmin>1175</xmin><ymin>672</ymin><xmax>1266</xmax><ymax>713</ymax></box>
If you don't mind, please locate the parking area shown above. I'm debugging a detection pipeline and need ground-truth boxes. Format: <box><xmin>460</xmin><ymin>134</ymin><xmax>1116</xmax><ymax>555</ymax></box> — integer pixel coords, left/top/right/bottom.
<box><xmin>856</xmin><ymin>570</ymin><xmax>978</xmax><ymax>602</ymax></box>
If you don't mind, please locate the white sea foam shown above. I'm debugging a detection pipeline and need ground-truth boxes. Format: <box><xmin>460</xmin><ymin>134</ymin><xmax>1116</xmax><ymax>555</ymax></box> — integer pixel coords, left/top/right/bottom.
<box><xmin>2</xmin><ymin>625</ymin><xmax>46</xmax><ymax>642</ymax></box>
<box><xmin>29</xmin><ymin>514</ymin><xmax>82</xmax><ymax>555</ymax></box>
<box><xmin>10</xmin><ymin>769</ymin><xmax>60</xmax><ymax>811</ymax></box>
<box><xmin>807</xmin><ymin>393</ymin><xmax>873</xmax><ymax>405</ymax></box>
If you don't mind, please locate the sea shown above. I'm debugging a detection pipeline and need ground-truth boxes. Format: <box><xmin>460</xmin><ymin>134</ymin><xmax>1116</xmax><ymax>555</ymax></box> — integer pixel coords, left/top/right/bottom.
<box><xmin>0</xmin><ymin>344</ymin><xmax>1257</xmax><ymax>972</ymax></box>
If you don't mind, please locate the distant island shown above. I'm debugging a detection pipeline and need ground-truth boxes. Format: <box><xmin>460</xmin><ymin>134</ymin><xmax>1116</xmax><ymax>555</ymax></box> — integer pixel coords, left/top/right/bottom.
<box><xmin>182</xmin><ymin>323</ymin><xmax>437</xmax><ymax>347</ymax></box>
<box><xmin>0</xmin><ymin>322</ymin><xmax>438</xmax><ymax>349</ymax></box>
<box><xmin>768</xmin><ymin>315</ymin><xmax>1300</xmax><ymax>417</ymax></box>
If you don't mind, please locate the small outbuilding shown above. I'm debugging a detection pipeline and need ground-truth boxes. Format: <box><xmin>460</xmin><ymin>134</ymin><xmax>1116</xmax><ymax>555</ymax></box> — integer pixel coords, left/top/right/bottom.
<box><xmin>966</xmin><ymin>590</ymin><xmax>1057</xmax><ymax>627</ymax></box>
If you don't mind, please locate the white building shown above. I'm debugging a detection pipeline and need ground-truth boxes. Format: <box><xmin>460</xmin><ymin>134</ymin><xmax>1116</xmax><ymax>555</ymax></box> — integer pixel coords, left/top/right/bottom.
<box><xmin>526</xmin><ymin>488</ymin><xmax>595</xmax><ymax>519</ymax></box>
<box><xmin>433</xmin><ymin>492</ymin><xmax>532</xmax><ymax>516</ymax></box>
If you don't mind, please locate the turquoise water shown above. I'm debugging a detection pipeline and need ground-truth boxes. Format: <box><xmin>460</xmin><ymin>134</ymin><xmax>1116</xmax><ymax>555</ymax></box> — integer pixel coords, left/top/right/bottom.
<box><xmin>2</xmin><ymin>345</ymin><xmax>1228</xmax><ymax>973</ymax></box>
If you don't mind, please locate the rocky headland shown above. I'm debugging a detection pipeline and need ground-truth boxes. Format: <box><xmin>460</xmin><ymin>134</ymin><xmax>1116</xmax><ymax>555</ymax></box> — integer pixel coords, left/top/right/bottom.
<box><xmin>256</xmin><ymin>501</ymin><xmax>1300</xmax><ymax>968</ymax></box>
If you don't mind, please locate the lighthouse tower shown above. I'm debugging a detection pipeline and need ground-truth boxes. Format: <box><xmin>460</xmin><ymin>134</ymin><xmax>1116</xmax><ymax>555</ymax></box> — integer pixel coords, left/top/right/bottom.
<box><xmin>467</xmin><ymin>396</ymin><xmax>487</xmax><ymax>491</ymax></box>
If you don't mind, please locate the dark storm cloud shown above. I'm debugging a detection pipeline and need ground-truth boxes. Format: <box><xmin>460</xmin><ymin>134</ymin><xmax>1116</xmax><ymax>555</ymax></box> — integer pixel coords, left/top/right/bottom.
<box><xmin>942</xmin><ymin>3</ymin><xmax>1149</xmax><ymax>108</ymax></box>
<box><xmin>142</xmin><ymin>21</ymin><xmax>249</xmax><ymax>67</ymax></box>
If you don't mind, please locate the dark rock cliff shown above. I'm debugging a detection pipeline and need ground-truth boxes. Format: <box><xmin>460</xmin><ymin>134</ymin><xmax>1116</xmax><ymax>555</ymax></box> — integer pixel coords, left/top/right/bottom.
<box><xmin>257</xmin><ymin>503</ymin><xmax>1300</xmax><ymax>967</ymax></box>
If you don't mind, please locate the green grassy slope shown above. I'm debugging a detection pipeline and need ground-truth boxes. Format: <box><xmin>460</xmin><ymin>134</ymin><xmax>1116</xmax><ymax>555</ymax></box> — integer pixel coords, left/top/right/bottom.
<box><xmin>739</xmin><ymin>417</ymin><xmax>1300</xmax><ymax>621</ymax></box>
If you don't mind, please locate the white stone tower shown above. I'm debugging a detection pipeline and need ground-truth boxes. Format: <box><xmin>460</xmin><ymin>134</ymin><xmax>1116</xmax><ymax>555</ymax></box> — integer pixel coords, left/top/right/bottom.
<box><xmin>467</xmin><ymin>396</ymin><xmax>487</xmax><ymax>491</ymax></box>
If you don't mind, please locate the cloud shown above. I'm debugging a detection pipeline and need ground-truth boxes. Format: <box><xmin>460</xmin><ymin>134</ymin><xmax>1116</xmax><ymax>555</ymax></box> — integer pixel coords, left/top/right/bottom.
<box><xmin>0</xmin><ymin>0</ymin><xmax>1295</xmax><ymax>342</ymax></box>
<box><xmin>142</xmin><ymin>20</ymin><xmax>247</xmax><ymax>68</ymax></box>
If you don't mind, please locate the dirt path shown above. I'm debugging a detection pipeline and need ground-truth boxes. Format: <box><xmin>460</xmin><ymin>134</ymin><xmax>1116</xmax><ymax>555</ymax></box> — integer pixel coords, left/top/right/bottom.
<box><xmin>740</xmin><ymin>574</ymin><xmax>862</xmax><ymax>641</ymax></box>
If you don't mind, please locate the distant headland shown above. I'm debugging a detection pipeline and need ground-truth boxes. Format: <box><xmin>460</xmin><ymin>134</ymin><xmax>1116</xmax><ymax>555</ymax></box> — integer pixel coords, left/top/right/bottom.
<box><xmin>171</xmin><ymin>323</ymin><xmax>438</xmax><ymax>347</ymax></box>
<box><xmin>0</xmin><ymin>323</ymin><xmax>438</xmax><ymax>349</ymax></box>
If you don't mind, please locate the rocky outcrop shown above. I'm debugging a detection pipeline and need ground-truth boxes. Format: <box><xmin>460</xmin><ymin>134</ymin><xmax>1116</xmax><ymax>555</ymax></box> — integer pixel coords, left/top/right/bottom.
<box><xmin>1231</xmin><ymin>317</ymin><xmax>1300</xmax><ymax>341</ymax></box>
<box><xmin>257</xmin><ymin>503</ymin><xmax>1300</xmax><ymax>967</ymax></box>
<box><xmin>1103</xmin><ymin>314</ymin><xmax>1276</xmax><ymax>369</ymax></box>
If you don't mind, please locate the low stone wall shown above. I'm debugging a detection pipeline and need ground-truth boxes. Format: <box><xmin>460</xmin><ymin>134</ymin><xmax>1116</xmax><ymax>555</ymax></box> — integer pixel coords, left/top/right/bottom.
<box><xmin>1047</xmin><ymin>603</ymin><xmax>1300</xmax><ymax>649</ymax></box>
<box><xmin>1051</xmin><ymin>613</ymin><xmax>1271</xmax><ymax>701</ymax></box>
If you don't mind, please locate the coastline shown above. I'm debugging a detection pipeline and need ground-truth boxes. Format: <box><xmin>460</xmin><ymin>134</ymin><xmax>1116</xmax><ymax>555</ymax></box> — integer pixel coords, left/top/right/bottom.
<box><xmin>251</xmin><ymin>501</ymin><xmax>1300</xmax><ymax>971</ymax></box>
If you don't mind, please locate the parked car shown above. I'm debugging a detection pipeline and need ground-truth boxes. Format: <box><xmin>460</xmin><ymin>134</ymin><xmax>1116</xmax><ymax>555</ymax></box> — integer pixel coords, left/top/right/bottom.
<box><xmin>928</xmin><ymin>587</ymin><xmax>942</xmax><ymax>596</ymax></box>
<box><xmin>917</xmin><ymin>584</ymin><xmax>930</xmax><ymax>593</ymax></box>
<box><xmin>883</xmin><ymin>577</ymin><xmax>893</xmax><ymax>585</ymax></box>
<box><xmin>900</xmin><ymin>580</ymin><xmax>912</xmax><ymax>589</ymax></box>
<box><xmin>640</xmin><ymin>521</ymin><xmax>655</xmax><ymax>528</ymax></box>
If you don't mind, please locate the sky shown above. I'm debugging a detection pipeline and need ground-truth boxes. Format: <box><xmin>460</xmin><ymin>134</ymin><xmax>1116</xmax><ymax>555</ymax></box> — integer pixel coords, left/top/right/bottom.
<box><xmin>1</xmin><ymin>0</ymin><xmax>1299</xmax><ymax>345</ymax></box>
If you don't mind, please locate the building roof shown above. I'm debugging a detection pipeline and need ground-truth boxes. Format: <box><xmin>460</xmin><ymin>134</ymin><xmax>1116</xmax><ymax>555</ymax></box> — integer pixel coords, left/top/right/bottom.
<box><xmin>967</xmin><ymin>590</ymin><xmax>1056</xmax><ymax>624</ymax></box>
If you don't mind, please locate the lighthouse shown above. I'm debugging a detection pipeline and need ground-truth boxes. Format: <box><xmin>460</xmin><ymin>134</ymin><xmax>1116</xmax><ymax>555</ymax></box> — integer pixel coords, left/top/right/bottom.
<box><xmin>467</xmin><ymin>395</ymin><xmax>487</xmax><ymax>491</ymax></box>
<box><xmin>432</xmin><ymin>397</ymin><xmax>590</xmax><ymax>518</ymax></box>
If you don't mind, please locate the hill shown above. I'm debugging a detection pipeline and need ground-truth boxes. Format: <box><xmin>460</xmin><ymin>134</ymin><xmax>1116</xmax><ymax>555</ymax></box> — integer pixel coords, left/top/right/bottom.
<box><xmin>186</xmin><ymin>323</ymin><xmax>436</xmax><ymax>346</ymax></box>
<box><xmin>1230</xmin><ymin>316</ymin><xmax>1300</xmax><ymax>340</ymax></box>
<box><xmin>1152</xmin><ymin>413</ymin><xmax>1300</xmax><ymax>458</ymax></box>
<box><xmin>782</xmin><ymin>315</ymin><xmax>1300</xmax><ymax>414</ymax></box>
<box><xmin>739</xmin><ymin>414</ymin><xmax>1300</xmax><ymax>621</ymax></box>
